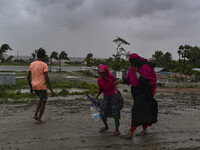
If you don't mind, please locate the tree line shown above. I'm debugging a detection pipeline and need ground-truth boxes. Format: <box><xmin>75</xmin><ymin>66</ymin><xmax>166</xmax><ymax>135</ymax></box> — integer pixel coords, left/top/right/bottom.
<box><xmin>1</xmin><ymin>38</ymin><xmax>200</xmax><ymax>76</ymax></box>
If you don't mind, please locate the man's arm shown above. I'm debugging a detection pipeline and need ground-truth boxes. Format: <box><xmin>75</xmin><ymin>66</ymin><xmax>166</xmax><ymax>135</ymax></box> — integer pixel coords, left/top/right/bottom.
<box><xmin>27</xmin><ymin>71</ymin><xmax>33</xmax><ymax>93</ymax></box>
<box><xmin>44</xmin><ymin>72</ymin><xmax>55</xmax><ymax>96</ymax></box>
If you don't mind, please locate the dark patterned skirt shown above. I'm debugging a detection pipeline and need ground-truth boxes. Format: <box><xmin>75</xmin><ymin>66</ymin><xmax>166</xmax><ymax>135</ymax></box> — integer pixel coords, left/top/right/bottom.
<box><xmin>100</xmin><ymin>91</ymin><xmax>124</xmax><ymax>120</ymax></box>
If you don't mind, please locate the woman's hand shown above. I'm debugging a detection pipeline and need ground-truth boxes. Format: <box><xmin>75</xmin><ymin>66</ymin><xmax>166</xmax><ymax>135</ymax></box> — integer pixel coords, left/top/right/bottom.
<box><xmin>114</xmin><ymin>79</ymin><xmax>120</xmax><ymax>85</ymax></box>
<box><xmin>131</xmin><ymin>64</ymin><xmax>138</xmax><ymax>73</ymax></box>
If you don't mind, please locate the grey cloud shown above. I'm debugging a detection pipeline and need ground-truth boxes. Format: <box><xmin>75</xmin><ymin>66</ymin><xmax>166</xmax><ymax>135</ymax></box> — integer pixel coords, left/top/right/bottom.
<box><xmin>1</xmin><ymin>0</ymin><xmax>200</xmax><ymax>59</ymax></box>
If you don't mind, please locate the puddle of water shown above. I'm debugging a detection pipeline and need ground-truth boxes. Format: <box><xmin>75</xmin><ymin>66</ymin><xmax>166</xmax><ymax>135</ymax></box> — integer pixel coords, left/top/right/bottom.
<box><xmin>65</xmin><ymin>76</ymin><xmax>78</xmax><ymax>79</ymax></box>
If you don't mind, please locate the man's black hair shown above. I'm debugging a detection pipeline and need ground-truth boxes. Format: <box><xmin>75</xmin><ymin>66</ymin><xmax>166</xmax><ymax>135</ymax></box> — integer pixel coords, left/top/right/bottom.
<box><xmin>37</xmin><ymin>48</ymin><xmax>46</xmax><ymax>59</ymax></box>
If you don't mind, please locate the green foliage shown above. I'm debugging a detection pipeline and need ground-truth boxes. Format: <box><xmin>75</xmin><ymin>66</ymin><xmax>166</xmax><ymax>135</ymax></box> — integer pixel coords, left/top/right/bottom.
<box><xmin>0</xmin><ymin>44</ymin><xmax>12</xmax><ymax>63</ymax></box>
<box><xmin>85</xmin><ymin>53</ymin><xmax>93</xmax><ymax>67</ymax></box>
<box><xmin>150</xmin><ymin>50</ymin><xmax>173</xmax><ymax>70</ymax></box>
<box><xmin>49</xmin><ymin>51</ymin><xmax>59</xmax><ymax>71</ymax></box>
<box><xmin>77</xmin><ymin>70</ymin><xmax>97</xmax><ymax>77</ymax></box>
<box><xmin>58</xmin><ymin>51</ymin><xmax>69</xmax><ymax>71</ymax></box>
<box><xmin>58</xmin><ymin>89</ymin><xmax>69</xmax><ymax>95</ymax></box>
<box><xmin>103</xmin><ymin>37</ymin><xmax>131</xmax><ymax>71</ymax></box>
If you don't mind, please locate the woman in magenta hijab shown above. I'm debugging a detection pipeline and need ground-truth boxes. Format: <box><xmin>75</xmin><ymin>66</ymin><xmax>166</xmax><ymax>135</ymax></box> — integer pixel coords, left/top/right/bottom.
<box><xmin>96</xmin><ymin>65</ymin><xmax>124</xmax><ymax>136</ymax></box>
<box><xmin>124</xmin><ymin>53</ymin><xmax>158</xmax><ymax>139</ymax></box>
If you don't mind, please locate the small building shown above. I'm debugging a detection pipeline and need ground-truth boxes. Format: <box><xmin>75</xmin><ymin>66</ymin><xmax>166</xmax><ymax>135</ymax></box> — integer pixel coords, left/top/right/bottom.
<box><xmin>154</xmin><ymin>67</ymin><xmax>172</xmax><ymax>75</ymax></box>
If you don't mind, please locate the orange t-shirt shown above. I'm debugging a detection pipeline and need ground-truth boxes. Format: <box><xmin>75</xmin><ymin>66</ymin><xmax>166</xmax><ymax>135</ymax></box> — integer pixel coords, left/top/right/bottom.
<box><xmin>28</xmin><ymin>60</ymin><xmax>48</xmax><ymax>90</ymax></box>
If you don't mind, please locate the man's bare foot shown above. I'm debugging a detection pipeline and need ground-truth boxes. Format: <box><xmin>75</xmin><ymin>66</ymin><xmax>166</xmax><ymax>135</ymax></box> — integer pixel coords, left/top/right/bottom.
<box><xmin>124</xmin><ymin>131</ymin><xmax>133</xmax><ymax>139</ymax></box>
<box><xmin>139</xmin><ymin>129</ymin><xmax>148</xmax><ymax>136</ymax></box>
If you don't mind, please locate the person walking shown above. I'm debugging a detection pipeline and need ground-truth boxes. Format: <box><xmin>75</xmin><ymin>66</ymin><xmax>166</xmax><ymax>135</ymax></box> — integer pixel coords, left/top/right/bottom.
<box><xmin>95</xmin><ymin>65</ymin><xmax>124</xmax><ymax>135</ymax></box>
<box><xmin>27</xmin><ymin>48</ymin><xmax>55</xmax><ymax>124</ymax></box>
<box><xmin>124</xmin><ymin>53</ymin><xmax>158</xmax><ymax>139</ymax></box>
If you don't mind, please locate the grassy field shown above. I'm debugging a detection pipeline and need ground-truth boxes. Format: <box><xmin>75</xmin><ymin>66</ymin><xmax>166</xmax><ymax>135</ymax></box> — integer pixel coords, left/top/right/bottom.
<box><xmin>0</xmin><ymin>71</ymin><xmax>98</xmax><ymax>104</ymax></box>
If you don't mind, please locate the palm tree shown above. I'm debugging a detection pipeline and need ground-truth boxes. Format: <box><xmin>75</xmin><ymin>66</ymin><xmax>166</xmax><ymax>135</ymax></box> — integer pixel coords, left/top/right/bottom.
<box><xmin>164</xmin><ymin>52</ymin><xmax>172</xmax><ymax>63</ymax></box>
<box><xmin>0</xmin><ymin>44</ymin><xmax>12</xmax><ymax>62</ymax></box>
<box><xmin>49</xmin><ymin>51</ymin><xmax>58</xmax><ymax>72</ymax></box>
<box><xmin>151</xmin><ymin>50</ymin><xmax>164</xmax><ymax>67</ymax></box>
<box><xmin>7</xmin><ymin>55</ymin><xmax>14</xmax><ymax>62</ymax></box>
<box><xmin>58</xmin><ymin>51</ymin><xmax>69</xmax><ymax>72</ymax></box>
<box><xmin>178</xmin><ymin>45</ymin><xmax>184</xmax><ymax>62</ymax></box>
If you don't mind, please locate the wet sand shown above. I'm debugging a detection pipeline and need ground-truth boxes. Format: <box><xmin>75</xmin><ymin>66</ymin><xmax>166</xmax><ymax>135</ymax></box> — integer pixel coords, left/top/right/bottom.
<box><xmin>0</xmin><ymin>90</ymin><xmax>200</xmax><ymax>150</ymax></box>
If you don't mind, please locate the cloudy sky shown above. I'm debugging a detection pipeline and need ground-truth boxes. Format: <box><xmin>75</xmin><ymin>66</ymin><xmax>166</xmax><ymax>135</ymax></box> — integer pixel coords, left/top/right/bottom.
<box><xmin>1</xmin><ymin>0</ymin><xmax>200</xmax><ymax>60</ymax></box>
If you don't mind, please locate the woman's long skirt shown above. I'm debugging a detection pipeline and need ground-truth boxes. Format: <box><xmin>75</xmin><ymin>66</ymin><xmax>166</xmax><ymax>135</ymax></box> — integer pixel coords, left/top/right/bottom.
<box><xmin>131</xmin><ymin>84</ymin><xmax>158</xmax><ymax>126</ymax></box>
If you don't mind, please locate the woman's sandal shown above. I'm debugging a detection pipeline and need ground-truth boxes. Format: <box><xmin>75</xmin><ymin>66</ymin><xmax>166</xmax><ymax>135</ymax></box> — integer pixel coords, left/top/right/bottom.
<box><xmin>139</xmin><ymin>129</ymin><xmax>148</xmax><ymax>136</ymax></box>
<box><xmin>124</xmin><ymin>131</ymin><xmax>133</xmax><ymax>139</ymax></box>
<box><xmin>112</xmin><ymin>131</ymin><xmax>120</xmax><ymax>136</ymax></box>
<box><xmin>98</xmin><ymin>127</ymin><xmax>109</xmax><ymax>133</ymax></box>
<box><xmin>36</xmin><ymin>119</ymin><xmax>44</xmax><ymax>124</ymax></box>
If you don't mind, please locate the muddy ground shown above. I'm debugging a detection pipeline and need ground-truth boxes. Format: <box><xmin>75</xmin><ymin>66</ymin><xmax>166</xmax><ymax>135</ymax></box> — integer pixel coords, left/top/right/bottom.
<box><xmin>0</xmin><ymin>74</ymin><xmax>200</xmax><ymax>150</ymax></box>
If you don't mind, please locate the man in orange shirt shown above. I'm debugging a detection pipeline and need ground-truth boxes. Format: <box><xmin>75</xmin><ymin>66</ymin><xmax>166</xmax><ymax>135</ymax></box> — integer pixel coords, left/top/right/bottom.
<box><xmin>27</xmin><ymin>48</ymin><xmax>55</xmax><ymax>124</ymax></box>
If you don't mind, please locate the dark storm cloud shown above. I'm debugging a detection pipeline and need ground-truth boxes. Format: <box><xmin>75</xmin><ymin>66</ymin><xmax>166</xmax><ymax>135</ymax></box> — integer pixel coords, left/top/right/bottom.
<box><xmin>1</xmin><ymin>0</ymin><xmax>200</xmax><ymax>59</ymax></box>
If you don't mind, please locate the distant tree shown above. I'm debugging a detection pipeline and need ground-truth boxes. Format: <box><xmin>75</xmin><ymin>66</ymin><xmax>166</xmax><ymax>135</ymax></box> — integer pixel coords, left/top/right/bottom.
<box><xmin>30</xmin><ymin>50</ymin><xmax>37</xmax><ymax>62</ymax></box>
<box><xmin>113</xmin><ymin>37</ymin><xmax>130</xmax><ymax>55</ymax></box>
<box><xmin>49</xmin><ymin>51</ymin><xmax>58</xmax><ymax>72</ymax></box>
<box><xmin>6</xmin><ymin>55</ymin><xmax>14</xmax><ymax>63</ymax></box>
<box><xmin>112</xmin><ymin>37</ymin><xmax>130</xmax><ymax>71</ymax></box>
<box><xmin>85</xmin><ymin>53</ymin><xmax>93</xmax><ymax>67</ymax></box>
<box><xmin>150</xmin><ymin>50</ymin><xmax>164</xmax><ymax>67</ymax></box>
<box><xmin>189</xmin><ymin>46</ymin><xmax>200</xmax><ymax>67</ymax></box>
<box><xmin>177</xmin><ymin>45</ymin><xmax>184</xmax><ymax>62</ymax></box>
<box><xmin>150</xmin><ymin>50</ymin><xmax>173</xmax><ymax>70</ymax></box>
<box><xmin>58</xmin><ymin>51</ymin><xmax>69</xmax><ymax>72</ymax></box>
<box><xmin>93</xmin><ymin>58</ymin><xmax>103</xmax><ymax>66</ymax></box>
<box><xmin>0</xmin><ymin>44</ymin><xmax>12</xmax><ymax>62</ymax></box>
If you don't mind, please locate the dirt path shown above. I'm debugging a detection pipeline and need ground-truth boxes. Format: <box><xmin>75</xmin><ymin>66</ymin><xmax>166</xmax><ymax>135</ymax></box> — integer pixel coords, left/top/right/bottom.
<box><xmin>1</xmin><ymin>73</ymin><xmax>200</xmax><ymax>150</ymax></box>
<box><xmin>0</xmin><ymin>92</ymin><xmax>200</xmax><ymax>150</ymax></box>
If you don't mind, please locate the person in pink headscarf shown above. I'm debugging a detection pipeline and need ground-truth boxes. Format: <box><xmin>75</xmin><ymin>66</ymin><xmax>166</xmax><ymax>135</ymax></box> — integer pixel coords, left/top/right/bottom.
<box><xmin>124</xmin><ymin>53</ymin><xmax>158</xmax><ymax>139</ymax></box>
<box><xmin>95</xmin><ymin>65</ymin><xmax>124</xmax><ymax>136</ymax></box>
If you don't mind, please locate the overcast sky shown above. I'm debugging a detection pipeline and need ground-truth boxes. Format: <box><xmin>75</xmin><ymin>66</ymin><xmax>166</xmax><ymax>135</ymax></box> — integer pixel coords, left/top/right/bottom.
<box><xmin>1</xmin><ymin>0</ymin><xmax>200</xmax><ymax>60</ymax></box>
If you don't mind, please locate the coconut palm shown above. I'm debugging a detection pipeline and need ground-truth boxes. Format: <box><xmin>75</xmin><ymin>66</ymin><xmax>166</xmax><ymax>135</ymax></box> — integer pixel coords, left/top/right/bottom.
<box><xmin>49</xmin><ymin>51</ymin><xmax>58</xmax><ymax>72</ymax></box>
<box><xmin>151</xmin><ymin>50</ymin><xmax>164</xmax><ymax>67</ymax></box>
<box><xmin>0</xmin><ymin>44</ymin><xmax>12</xmax><ymax>62</ymax></box>
<box><xmin>177</xmin><ymin>45</ymin><xmax>184</xmax><ymax>62</ymax></box>
<box><xmin>58</xmin><ymin>51</ymin><xmax>69</xmax><ymax>72</ymax></box>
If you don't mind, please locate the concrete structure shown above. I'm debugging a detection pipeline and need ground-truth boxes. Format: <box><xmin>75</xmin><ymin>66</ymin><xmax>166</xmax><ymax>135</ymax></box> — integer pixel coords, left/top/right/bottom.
<box><xmin>0</xmin><ymin>72</ymin><xmax>16</xmax><ymax>85</ymax></box>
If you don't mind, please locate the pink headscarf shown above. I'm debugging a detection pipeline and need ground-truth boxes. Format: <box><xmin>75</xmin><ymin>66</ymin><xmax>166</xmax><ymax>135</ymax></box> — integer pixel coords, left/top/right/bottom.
<box><xmin>97</xmin><ymin>65</ymin><xmax>117</xmax><ymax>96</ymax></box>
<box><xmin>129</xmin><ymin>53</ymin><xmax>148</xmax><ymax>62</ymax></box>
<box><xmin>126</xmin><ymin>53</ymin><xmax>157</xmax><ymax>96</ymax></box>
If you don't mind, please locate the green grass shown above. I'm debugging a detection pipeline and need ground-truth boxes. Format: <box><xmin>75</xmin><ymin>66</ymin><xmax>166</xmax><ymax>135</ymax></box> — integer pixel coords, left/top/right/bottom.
<box><xmin>0</xmin><ymin>78</ymin><xmax>98</xmax><ymax>100</ymax></box>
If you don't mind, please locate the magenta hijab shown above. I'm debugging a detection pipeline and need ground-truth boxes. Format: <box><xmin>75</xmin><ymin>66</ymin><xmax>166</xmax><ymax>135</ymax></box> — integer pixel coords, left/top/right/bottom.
<box><xmin>129</xmin><ymin>53</ymin><xmax>148</xmax><ymax>61</ymax></box>
<box><xmin>98</xmin><ymin>65</ymin><xmax>115</xmax><ymax>83</ymax></box>
<box><xmin>97</xmin><ymin>65</ymin><xmax>117</xmax><ymax>95</ymax></box>
<box><xmin>127</xmin><ymin>53</ymin><xmax>157</xmax><ymax>96</ymax></box>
